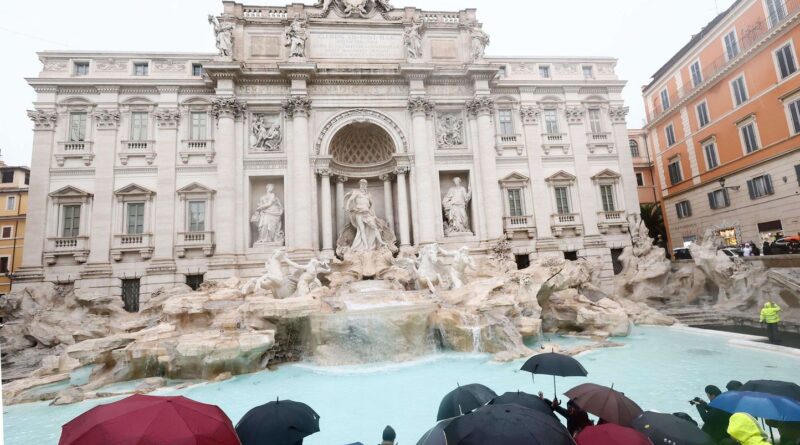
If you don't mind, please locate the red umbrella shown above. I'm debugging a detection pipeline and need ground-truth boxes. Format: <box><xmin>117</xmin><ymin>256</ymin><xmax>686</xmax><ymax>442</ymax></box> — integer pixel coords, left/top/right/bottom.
<box><xmin>564</xmin><ymin>383</ymin><xmax>643</xmax><ymax>427</ymax></box>
<box><xmin>59</xmin><ymin>394</ymin><xmax>241</xmax><ymax>445</ymax></box>
<box><xmin>576</xmin><ymin>424</ymin><xmax>652</xmax><ymax>445</ymax></box>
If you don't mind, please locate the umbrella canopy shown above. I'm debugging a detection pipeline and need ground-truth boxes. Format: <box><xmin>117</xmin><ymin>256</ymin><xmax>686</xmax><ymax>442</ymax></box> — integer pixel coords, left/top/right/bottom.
<box><xmin>564</xmin><ymin>383</ymin><xmax>643</xmax><ymax>426</ymax></box>
<box><xmin>443</xmin><ymin>404</ymin><xmax>573</xmax><ymax>445</ymax></box>
<box><xmin>436</xmin><ymin>383</ymin><xmax>497</xmax><ymax>421</ymax></box>
<box><xmin>520</xmin><ymin>352</ymin><xmax>588</xmax><ymax>377</ymax></box>
<box><xmin>575</xmin><ymin>424</ymin><xmax>651</xmax><ymax>445</ymax></box>
<box><xmin>709</xmin><ymin>390</ymin><xmax>800</xmax><ymax>421</ymax></box>
<box><xmin>741</xmin><ymin>380</ymin><xmax>800</xmax><ymax>401</ymax></box>
<box><xmin>416</xmin><ymin>418</ymin><xmax>453</xmax><ymax>445</ymax></box>
<box><xmin>235</xmin><ymin>399</ymin><xmax>320</xmax><ymax>445</ymax></box>
<box><xmin>59</xmin><ymin>394</ymin><xmax>240</xmax><ymax>445</ymax></box>
<box><xmin>631</xmin><ymin>411</ymin><xmax>715</xmax><ymax>445</ymax></box>
<box><xmin>487</xmin><ymin>391</ymin><xmax>556</xmax><ymax>418</ymax></box>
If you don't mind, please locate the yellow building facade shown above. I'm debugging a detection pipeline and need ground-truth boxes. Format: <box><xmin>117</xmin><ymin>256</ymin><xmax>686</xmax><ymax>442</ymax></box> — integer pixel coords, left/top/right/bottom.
<box><xmin>0</xmin><ymin>162</ymin><xmax>29</xmax><ymax>296</ymax></box>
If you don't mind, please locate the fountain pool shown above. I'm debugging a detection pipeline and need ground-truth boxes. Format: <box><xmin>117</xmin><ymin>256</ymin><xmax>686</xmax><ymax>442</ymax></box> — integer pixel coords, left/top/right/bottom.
<box><xmin>4</xmin><ymin>326</ymin><xmax>800</xmax><ymax>445</ymax></box>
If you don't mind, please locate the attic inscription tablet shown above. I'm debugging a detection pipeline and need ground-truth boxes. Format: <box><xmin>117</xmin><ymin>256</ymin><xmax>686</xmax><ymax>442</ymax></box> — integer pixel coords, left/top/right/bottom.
<box><xmin>309</xmin><ymin>32</ymin><xmax>404</xmax><ymax>59</ymax></box>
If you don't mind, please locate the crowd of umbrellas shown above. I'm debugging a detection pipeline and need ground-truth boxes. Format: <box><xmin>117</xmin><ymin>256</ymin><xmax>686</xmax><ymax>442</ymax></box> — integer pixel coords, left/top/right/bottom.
<box><xmin>55</xmin><ymin>352</ymin><xmax>800</xmax><ymax>445</ymax></box>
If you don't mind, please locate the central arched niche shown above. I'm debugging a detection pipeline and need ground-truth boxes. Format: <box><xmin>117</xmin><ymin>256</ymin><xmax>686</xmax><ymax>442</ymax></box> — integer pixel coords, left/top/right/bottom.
<box><xmin>329</xmin><ymin>122</ymin><xmax>395</xmax><ymax>174</ymax></box>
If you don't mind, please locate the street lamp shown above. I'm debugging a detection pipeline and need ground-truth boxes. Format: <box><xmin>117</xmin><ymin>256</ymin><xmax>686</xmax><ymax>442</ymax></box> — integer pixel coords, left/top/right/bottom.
<box><xmin>718</xmin><ymin>177</ymin><xmax>740</xmax><ymax>192</ymax></box>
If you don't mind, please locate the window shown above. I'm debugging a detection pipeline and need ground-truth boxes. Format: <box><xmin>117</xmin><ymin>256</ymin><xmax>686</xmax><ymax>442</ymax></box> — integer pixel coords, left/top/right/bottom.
<box><xmin>636</xmin><ymin>172</ymin><xmax>644</xmax><ymax>186</ymax></box>
<box><xmin>130</xmin><ymin>112</ymin><xmax>148</xmax><ymax>141</ymax></box>
<box><xmin>1</xmin><ymin>227</ymin><xmax>12</xmax><ymax>238</ymax></box>
<box><xmin>73</xmin><ymin>62</ymin><xmax>89</xmax><ymax>76</ymax></box>
<box><xmin>0</xmin><ymin>257</ymin><xmax>8</xmax><ymax>274</ymax></box>
<box><xmin>690</xmin><ymin>61</ymin><xmax>703</xmax><ymax>86</ymax></box>
<box><xmin>788</xmin><ymin>98</ymin><xmax>800</xmax><ymax>134</ymax></box>
<box><xmin>611</xmin><ymin>248</ymin><xmax>624</xmax><ymax>275</ymax></box>
<box><xmin>600</xmin><ymin>184</ymin><xmax>615</xmax><ymax>212</ymax></box>
<box><xmin>554</xmin><ymin>186</ymin><xmax>570</xmax><ymax>214</ymax></box>
<box><xmin>564</xmin><ymin>251</ymin><xmax>578</xmax><ymax>261</ymax></box>
<box><xmin>62</xmin><ymin>204</ymin><xmax>81</xmax><ymax>237</ymax></box>
<box><xmin>665</xmin><ymin>124</ymin><xmax>676</xmax><ymax>146</ymax></box>
<box><xmin>697</xmin><ymin>102</ymin><xmax>710</xmax><ymax>127</ymax></box>
<box><xmin>543</xmin><ymin>109</ymin><xmax>559</xmax><ymax>134</ymax></box>
<box><xmin>515</xmin><ymin>254</ymin><xmax>530</xmax><ymax>270</ymax></box>
<box><xmin>660</xmin><ymin>89</ymin><xmax>670</xmax><ymax>110</ymax></box>
<box><xmin>68</xmin><ymin>112</ymin><xmax>87</xmax><ymax>142</ymax></box>
<box><xmin>192</xmin><ymin>64</ymin><xmax>204</xmax><ymax>76</ymax></box>
<box><xmin>497</xmin><ymin>66</ymin><xmax>507</xmax><ymax>77</ymax></box>
<box><xmin>582</xmin><ymin>65</ymin><xmax>594</xmax><ymax>78</ymax></box>
<box><xmin>126</xmin><ymin>202</ymin><xmax>145</xmax><ymax>235</ymax></box>
<box><xmin>676</xmin><ymin>200</ymin><xmax>692</xmax><ymax>219</ymax></box>
<box><xmin>796</xmin><ymin>164</ymin><xmax>800</xmax><ymax>186</ymax></box>
<box><xmin>668</xmin><ymin>158</ymin><xmax>683</xmax><ymax>185</ymax></box>
<box><xmin>507</xmin><ymin>189</ymin><xmax>523</xmax><ymax>217</ymax></box>
<box><xmin>190</xmin><ymin>112</ymin><xmax>207</xmax><ymax>140</ymax></box>
<box><xmin>539</xmin><ymin>65</ymin><xmax>550</xmax><ymax>78</ymax></box>
<box><xmin>776</xmin><ymin>43</ymin><xmax>797</xmax><ymax>79</ymax></box>
<box><xmin>740</xmin><ymin>121</ymin><xmax>759</xmax><ymax>153</ymax></box>
<box><xmin>703</xmin><ymin>141</ymin><xmax>719</xmax><ymax>170</ymax></box>
<box><xmin>588</xmin><ymin>109</ymin><xmax>602</xmax><ymax>134</ymax></box>
<box><xmin>1</xmin><ymin>171</ymin><xmax>13</xmax><ymax>183</ymax></box>
<box><xmin>24</xmin><ymin>172</ymin><xmax>29</xmax><ymax>185</ymax></box>
<box><xmin>188</xmin><ymin>201</ymin><xmax>206</xmax><ymax>232</ymax></box>
<box><xmin>133</xmin><ymin>62</ymin><xmax>149</xmax><ymax>76</ymax></box>
<box><xmin>747</xmin><ymin>175</ymin><xmax>774</xmax><ymax>199</ymax></box>
<box><xmin>766</xmin><ymin>0</ymin><xmax>787</xmax><ymax>27</ymax></box>
<box><xmin>708</xmin><ymin>189</ymin><xmax>730</xmax><ymax>209</ymax></box>
<box><xmin>724</xmin><ymin>31</ymin><xmax>740</xmax><ymax>60</ymax></box>
<box><xmin>6</xmin><ymin>196</ymin><xmax>16</xmax><ymax>211</ymax></box>
<box><xmin>498</xmin><ymin>109</ymin><xmax>514</xmax><ymax>136</ymax></box>
<box><xmin>186</xmin><ymin>274</ymin><xmax>205</xmax><ymax>291</ymax></box>
<box><xmin>629</xmin><ymin>140</ymin><xmax>640</xmax><ymax>157</ymax></box>
<box><xmin>121</xmin><ymin>279</ymin><xmax>140</xmax><ymax>313</ymax></box>
<box><xmin>732</xmin><ymin>76</ymin><xmax>748</xmax><ymax>106</ymax></box>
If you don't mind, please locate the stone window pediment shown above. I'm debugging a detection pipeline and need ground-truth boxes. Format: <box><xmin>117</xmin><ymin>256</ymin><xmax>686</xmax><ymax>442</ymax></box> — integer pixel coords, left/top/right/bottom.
<box><xmin>499</xmin><ymin>172</ymin><xmax>530</xmax><ymax>188</ymax></box>
<box><xmin>115</xmin><ymin>183</ymin><xmax>155</xmax><ymax>200</ymax></box>
<box><xmin>545</xmin><ymin>170</ymin><xmax>576</xmax><ymax>184</ymax></box>
<box><xmin>591</xmin><ymin>169</ymin><xmax>621</xmax><ymax>184</ymax></box>
<box><xmin>49</xmin><ymin>185</ymin><xmax>93</xmax><ymax>203</ymax></box>
<box><xmin>177</xmin><ymin>182</ymin><xmax>216</xmax><ymax>197</ymax></box>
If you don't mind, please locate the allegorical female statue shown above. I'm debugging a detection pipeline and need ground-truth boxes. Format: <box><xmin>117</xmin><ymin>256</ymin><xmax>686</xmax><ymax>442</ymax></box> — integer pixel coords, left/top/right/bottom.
<box><xmin>344</xmin><ymin>179</ymin><xmax>388</xmax><ymax>251</ymax></box>
<box><xmin>208</xmin><ymin>15</ymin><xmax>234</xmax><ymax>57</ymax></box>
<box><xmin>251</xmin><ymin>184</ymin><xmax>284</xmax><ymax>244</ymax></box>
<box><xmin>442</xmin><ymin>177</ymin><xmax>472</xmax><ymax>234</ymax></box>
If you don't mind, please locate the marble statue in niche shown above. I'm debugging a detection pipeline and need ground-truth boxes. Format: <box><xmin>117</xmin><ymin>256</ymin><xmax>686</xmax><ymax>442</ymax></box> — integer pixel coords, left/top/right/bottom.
<box><xmin>403</xmin><ymin>21</ymin><xmax>424</xmax><ymax>60</ymax></box>
<box><xmin>436</xmin><ymin>113</ymin><xmax>464</xmax><ymax>148</ymax></box>
<box><xmin>251</xmin><ymin>184</ymin><xmax>284</xmax><ymax>245</ymax></box>
<box><xmin>344</xmin><ymin>179</ymin><xmax>388</xmax><ymax>252</ymax></box>
<box><xmin>208</xmin><ymin>15</ymin><xmax>234</xmax><ymax>57</ymax></box>
<box><xmin>285</xmin><ymin>16</ymin><xmax>307</xmax><ymax>58</ymax></box>
<box><xmin>251</xmin><ymin>115</ymin><xmax>282</xmax><ymax>151</ymax></box>
<box><xmin>470</xmin><ymin>25</ymin><xmax>490</xmax><ymax>62</ymax></box>
<box><xmin>442</xmin><ymin>177</ymin><xmax>472</xmax><ymax>235</ymax></box>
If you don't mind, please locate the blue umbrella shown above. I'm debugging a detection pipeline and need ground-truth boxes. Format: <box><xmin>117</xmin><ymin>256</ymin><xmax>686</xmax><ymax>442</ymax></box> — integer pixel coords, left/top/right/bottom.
<box><xmin>709</xmin><ymin>390</ymin><xmax>800</xmax><ymax>421</ymax></box>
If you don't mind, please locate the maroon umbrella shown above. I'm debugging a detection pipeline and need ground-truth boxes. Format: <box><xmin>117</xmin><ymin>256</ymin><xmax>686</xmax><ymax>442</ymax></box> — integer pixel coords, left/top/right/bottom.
<box><xmin>564</xmin><ymin>383</ymin><xmax>643</xmax><ymax>427</ymax></box>
<box><xmin>575</xmin><ymin>424</ymin><xmax>652</xmax><ymax>445</ymax></box>
<box><xmin>59</xmin><ymin>394</ymin><xmax>241</xmax><ymax>445</ymax></box>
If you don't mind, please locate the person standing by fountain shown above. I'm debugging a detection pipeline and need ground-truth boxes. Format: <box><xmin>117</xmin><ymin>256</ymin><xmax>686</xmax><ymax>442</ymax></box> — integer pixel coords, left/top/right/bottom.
<box><xmin>760</xmin><ymin>301</ymin><xmax>782</xmax><ymax>344</ymax></box>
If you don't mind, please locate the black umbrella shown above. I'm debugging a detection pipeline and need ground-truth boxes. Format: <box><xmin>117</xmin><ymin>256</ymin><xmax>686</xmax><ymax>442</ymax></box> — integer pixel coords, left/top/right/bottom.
<box><xmin>235</xmin><ymin>399</ymin><xmax>320</xmax><ymax>445</ymax></box>
<box><xmin>488</xmin><ymin>391</ymin><xmax>557</xmax><ymax>418</ymax></box>
<box><xmin>520</xmin><ymin>352</ymin><xmax>588</xmax><ymax>397</ymax></box>
<box><xmin>416</xmin><ymin>418</ymin><xmax>453</xmax><ymax>445</ymax></box>
<box><xmin>741</xmin><ymin>380</ymin><xmax>800</xmax><ymax>401</ymax></box>
<box><xmin>444</xmin><ymin>404</ymin><xmax>573</xmax><ymax>445</ymax></box>
<box><xmin>631</xmin><ymin>411</ymin><xmax>715</xmax><ymax>445</ymax></box>
<box><xmin>436</xmin><ymin>383</ymin><xmax>497</xmax><ymax>421</ymax></box>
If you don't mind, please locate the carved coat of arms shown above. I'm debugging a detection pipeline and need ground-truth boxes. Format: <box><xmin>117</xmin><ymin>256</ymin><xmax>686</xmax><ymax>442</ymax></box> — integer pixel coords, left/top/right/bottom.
<box><xmin>317</xmin><ymin>0</ymin><xmax>393</xmax><ymax>17</ymax></box>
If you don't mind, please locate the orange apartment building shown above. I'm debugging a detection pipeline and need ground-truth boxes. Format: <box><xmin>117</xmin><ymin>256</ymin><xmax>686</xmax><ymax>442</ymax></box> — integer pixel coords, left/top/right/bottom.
<box><xmin>0</xmin><ymin>161</ymin><xmax>29</xmax><ymax>296</ymax></box>
<box><xmin>643</xmin><ymin>0</ymin><xmax>800</xmax><ymax>250</ymax></box>
<box><xmin>628</xmin><ymin>129</ymin><xmax>658</xmax><ymax>205</ymax></box>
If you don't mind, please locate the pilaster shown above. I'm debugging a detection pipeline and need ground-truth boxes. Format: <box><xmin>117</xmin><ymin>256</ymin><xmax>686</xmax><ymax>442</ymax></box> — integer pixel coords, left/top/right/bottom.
<box><xmin>211</xmin><ymin>96</ymin><xmax>246</xmax><ymax>260</ymax></box>
<box><xmin>86</xmin><ymin>103</ymin><xmax>120</xmax><ymax>266</ymax></box>
<box><xmin>407</xmin><ymin>96</ymin><xmax>437</xmax><ymax>245</ymax></box>
<box><xmin>520</xmin><ymin>106</ymin><xmax>553</xmax><ymax>239</ymax></box>
<box><xmin>283</xmin><ymin>95</ymin><xmax>314</xmax><ymax>253</ymax></box>
<box><xmin>466</xmin><ymin>96</ymin><xmax>503</xmax><ymax>241</ymax></box>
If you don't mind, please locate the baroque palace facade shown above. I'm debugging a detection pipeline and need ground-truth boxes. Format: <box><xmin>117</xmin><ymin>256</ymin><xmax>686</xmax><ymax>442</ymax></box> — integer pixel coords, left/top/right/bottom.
<box><xmin>17</xmin><ymin>0</ymin><xmax>638</xmax><ymax>300</ymax></box>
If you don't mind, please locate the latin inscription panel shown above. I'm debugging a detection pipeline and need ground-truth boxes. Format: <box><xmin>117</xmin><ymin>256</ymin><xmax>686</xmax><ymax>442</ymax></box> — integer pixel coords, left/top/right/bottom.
<box><xmin>309</xmin><ymin>31</ymin><xmax>404</xmax><ymax>59</ymax></box>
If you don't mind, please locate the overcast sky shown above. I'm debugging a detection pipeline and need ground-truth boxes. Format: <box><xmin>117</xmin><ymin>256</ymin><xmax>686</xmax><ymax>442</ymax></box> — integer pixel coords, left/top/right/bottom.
<box><xmin>0</xmin><ymin>0</ymin><xmax>736</xmax><ymax>167</ymax></box>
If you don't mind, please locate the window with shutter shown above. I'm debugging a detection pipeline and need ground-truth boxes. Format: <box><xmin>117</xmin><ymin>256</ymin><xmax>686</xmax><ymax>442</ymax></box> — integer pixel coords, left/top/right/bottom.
<box><xmin>795</xmin><ymin>164</ymin><xmax>800</xmax><ymax>185</ymax></box>
<box><xmin>748</xmin><ymin>175</ymin><xmax>774</xmax><ymax>199</ymax></box>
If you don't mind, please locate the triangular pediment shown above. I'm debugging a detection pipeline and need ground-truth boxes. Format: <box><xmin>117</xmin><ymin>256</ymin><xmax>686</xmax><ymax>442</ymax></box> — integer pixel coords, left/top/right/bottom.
<box><xmin>49</xmin><ymin>185</ymin><xmax>92</xmax><ymax>198</ymax></box>
<box><xmin>499</xmin><ymin>172</ymin><xmax>530</xmax><ymax>183</ymax></box>
<box><xmin>545</xmin><ymin>170</ymin><xmax>576</xmax><ymax>182</ymax></box>
<box><xmin>591</xmin><ymin>169</ymin><xmax>621</xmax><ymax>180</ymax></box>
<box><xmin>115</xmin><ymin>183</ymin><xmax>155</xmax><ymax>197</ymax></box>
<box><xmin>176</xmin><ymin>182</ymin><xmax>215</xmax><ymax>195</ymax></box>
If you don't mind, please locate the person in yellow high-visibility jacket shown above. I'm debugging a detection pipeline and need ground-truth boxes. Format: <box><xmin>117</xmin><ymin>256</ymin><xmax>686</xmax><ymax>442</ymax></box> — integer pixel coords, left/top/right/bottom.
<box><xmin>759</xmin><ymin>301</ymin><xmax>782</xmax><ymax>344</ymax></box>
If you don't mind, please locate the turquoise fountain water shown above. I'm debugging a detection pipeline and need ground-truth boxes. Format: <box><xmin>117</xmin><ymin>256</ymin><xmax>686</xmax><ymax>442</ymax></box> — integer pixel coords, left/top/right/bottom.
<box><xmin>4</xmin><ymin>326</ymin><xmax>800</xmax><ymax>445</ymax></box>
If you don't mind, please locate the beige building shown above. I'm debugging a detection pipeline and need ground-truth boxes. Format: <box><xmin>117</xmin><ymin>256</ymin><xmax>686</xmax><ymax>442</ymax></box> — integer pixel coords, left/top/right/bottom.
<box><xmin>0</xmin><ymin>162</ymin><xmax>29</xmax><ymax>297</ymax></box>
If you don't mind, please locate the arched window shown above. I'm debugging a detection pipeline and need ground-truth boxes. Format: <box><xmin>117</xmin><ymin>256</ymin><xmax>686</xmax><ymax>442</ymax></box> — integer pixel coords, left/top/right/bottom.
<box><xmin>629</xmin><ymin>140</ymin><xmax>640</xmax><ymax>157</ymax></box>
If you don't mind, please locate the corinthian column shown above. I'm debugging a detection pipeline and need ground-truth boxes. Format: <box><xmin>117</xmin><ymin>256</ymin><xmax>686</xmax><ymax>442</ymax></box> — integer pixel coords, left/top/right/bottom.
<box><xmin>335</xmin><ymin>175</ymin><xmax>348</xmax><ymax>236</ymax></box>
<box><xmin>394</xmin><ymin>166</ymin><xmax>411</xmax><ymax>248</ymax></box>
<box><xmin>86</xmin><ymin>107</ymin><xmax>121</xmax><ymax>265</ymax></box>
<box><xmin>318</xmin><ymin>168</ymin><xmax>333</xmax><ymax>256</ymax></box>
<box><xmin>467</xmin><ymin>96</ymin><xmax>503</xmax><ymax>241</ymax></box>
<box><xmin>380</xmin><ymin>173</ymin><xmax>395</xmax><ymax>233</ymax></box>
<box><xmin>520</xmin><ymin>106</ymin><xmax>552</xmax><ymax>238</ymax></box>
<box><xmin>211</xmin><ymin>97</ymin><xmax>246</xmax><ymax>258</ymax></box>
<box><xmin>407</xmin><ymin>96</ymin><xmax>436</xmax><ymax>245</ymax></box>
<box><xmin>152</xmin><ymin>108</ymin><xmax>180</xmax><ymax>261</ymax></box>
<box><xmin>283</xmin><ymin>95</ymin><xmax>314</xmax><ymax>253</ymax></box>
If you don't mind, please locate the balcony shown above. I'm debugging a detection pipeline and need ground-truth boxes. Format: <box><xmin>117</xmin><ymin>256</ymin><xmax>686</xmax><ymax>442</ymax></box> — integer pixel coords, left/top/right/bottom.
<box><xmin>541</xmin><ymin>133</ymin><xmax>570</xmax><ymax>156</ymax></box>
<box><xmin>503</xmin><ymin>215</ymin><xmax>536</xmax><ymax>238</ymax></box>
<box><xmin>44</xmin><ymin>236</ymin><xmax>89</xmax><ymax>264</ymax></box>
<box><xmin>180</xmin><ymin>140</ymin><xmax>215</xmax><ymax>164</ymax></box>
<box><xmin>119</xmin><ymin>140</ymin><xmax>156</xmax><ymax>165</ymax></box>
<box><xmin>587</xmin><ymin>132</ymin><xmax>611</xmax><ymax>142</ymax></box>
<box><xmin>587</xmin><ymin>133</ymin><xmax>615</xmax><ymax>155</ymax></box>
<box><xmin>55</xmin><ymin>141</ymin><xmax>94</xmax><ymax>167</ymax></box>
<box><xmin>550</xmin><ymin>213</ymin><xmax>583</xmax><ymax>237</ymax></box>
<box><xmin>111</xmin><ymin>233</ymin><xmax>154</xmax><ymax>261</ymax></box>
<box><xmin>597</xmin><ymin>211</ymin><xmax>629</xmax><ymax>234</ymax></box>
<box><xmin>495</xmin><ymin>134</ymin><xmax>524</xmax><ymax>155</ymax></box>
<box><xmin>176</xmin><ymin>231</ymin><xmax>215</xmax><ymax>257</ymax></box>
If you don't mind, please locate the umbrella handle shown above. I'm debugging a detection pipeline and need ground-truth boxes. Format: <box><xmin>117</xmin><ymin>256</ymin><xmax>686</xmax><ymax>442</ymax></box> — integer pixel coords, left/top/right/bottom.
<box><xmin>553</xmin><ymin>375</ymin><xmax>557</xmax><ymax>399</ymax></box>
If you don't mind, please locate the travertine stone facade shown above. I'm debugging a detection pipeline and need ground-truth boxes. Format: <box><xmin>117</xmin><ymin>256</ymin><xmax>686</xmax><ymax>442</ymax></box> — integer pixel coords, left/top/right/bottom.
<box><xmin>17</xmin><ymin>0</ymin><xmax>637</xmax><ymax>298</ymax></box>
